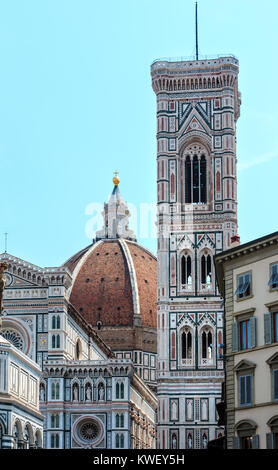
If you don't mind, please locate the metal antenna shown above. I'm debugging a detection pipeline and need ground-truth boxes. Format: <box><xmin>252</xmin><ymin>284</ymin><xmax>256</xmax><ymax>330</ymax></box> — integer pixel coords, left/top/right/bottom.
<box><xmin>4</xmin><ymin>233</ymin><xmax>8</xmax><ymax>253</ymax></box>
<box><xmin>195</xmin><ymin>1</ymin><xmax>199</xmax><ymax>60</ymax></box>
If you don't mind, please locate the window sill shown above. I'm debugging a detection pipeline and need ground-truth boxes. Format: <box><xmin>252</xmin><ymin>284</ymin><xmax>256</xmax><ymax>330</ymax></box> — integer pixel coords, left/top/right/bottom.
<box><xmin>235</xmin><ymin>294</ymin><xmax>254</xmax><ymax>303</ymax></box>
<box><xmin>269</xmin><ymin>286</ymin><xmax>278</xmax><ymax>293</ymax></box>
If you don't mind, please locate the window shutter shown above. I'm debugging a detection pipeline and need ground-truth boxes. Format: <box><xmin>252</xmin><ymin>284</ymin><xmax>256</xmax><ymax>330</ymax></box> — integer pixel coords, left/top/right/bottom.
<box><xmin>266</xmin><ymin>433</ymin><xmax>274</xmax><ymax>449</ymax></box>
<box><xmin>250</xmin><ymin>317</ymin><xmax>257</xmax><ymax>348</ymax></box>
<box><xmin>252</xmin><ymin>434</ymin><xmax>259</xmax><ymax>449</ymax></box>
<box><xmin>274</xmin><ymin>369</ymin><xmax>278</xmax><ymax>400</ymax></box>
<box><xmin>239</xmin><ymin>376</ymin><xmax>245</xmax><ymax>405</ymax></box>
<box><xmin>233</xmin><ymin>436</ymin><xmax>240</xmax><ymax>449</ymax></box>
<box><xmin>264</xmin><ymin>313</ymin><xmax>273</xmax><ymax>344</ymax></box>
<box><xmin>246</xmin><ymin>375</ymin><xmax>252</xmax><ymax>405</ymax></box>
<box><xmin>232</xmin><ymin>322</ymin><xmax>239</xmax><ymax>352</ymax></box>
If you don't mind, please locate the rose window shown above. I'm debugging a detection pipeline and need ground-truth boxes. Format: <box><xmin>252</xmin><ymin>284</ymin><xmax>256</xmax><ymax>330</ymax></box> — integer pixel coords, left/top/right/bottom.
<box><xmin>2</xmin><ymin>329</ymin><xmax>24</xmax><ymax>351</ymax></box>
<box><xmin>79</xmin><ymin>421</ymin><xmax>99</xmax><ymax>442</ymax></box>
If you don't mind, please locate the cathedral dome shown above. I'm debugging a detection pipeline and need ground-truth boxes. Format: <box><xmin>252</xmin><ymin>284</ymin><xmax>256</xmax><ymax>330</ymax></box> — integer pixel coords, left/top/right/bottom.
<box><xmin>64</xmin><ymin>238</ymin><xmax>157</xmax><ymax>329</ymax></box>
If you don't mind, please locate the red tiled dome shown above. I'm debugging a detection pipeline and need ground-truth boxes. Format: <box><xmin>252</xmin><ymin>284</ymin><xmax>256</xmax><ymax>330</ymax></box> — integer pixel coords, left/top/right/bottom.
<box><xmin>64</xmin><ymin>239</ymin><xmax>157</xmax><ymax>329</ymax></box>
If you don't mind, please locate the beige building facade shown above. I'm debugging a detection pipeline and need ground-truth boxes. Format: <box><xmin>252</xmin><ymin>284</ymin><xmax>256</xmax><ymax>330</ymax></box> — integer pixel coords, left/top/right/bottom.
<box><xmin>215</xmin><ymin>231</ymin><xmax>278</xmax><ymax>449</ymax></box>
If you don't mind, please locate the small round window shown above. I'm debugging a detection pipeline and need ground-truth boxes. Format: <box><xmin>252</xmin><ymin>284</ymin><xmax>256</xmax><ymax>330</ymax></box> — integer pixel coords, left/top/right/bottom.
<box><xmin>77</xmin><ymin>418</ymin><xmax>101</xmax><ymax>444</ymax></box>
<box><xmin>79</xmin><ymin>421</ymin><xmax>99</xmax><ymax>442</ymax></box>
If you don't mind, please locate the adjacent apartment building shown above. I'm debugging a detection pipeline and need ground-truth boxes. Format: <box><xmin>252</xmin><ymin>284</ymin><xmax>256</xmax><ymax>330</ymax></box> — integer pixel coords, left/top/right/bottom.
<box><xmin>215</xmin><ymin>231</ymin><xmax>278</xmax><ymax>449</ymax></box>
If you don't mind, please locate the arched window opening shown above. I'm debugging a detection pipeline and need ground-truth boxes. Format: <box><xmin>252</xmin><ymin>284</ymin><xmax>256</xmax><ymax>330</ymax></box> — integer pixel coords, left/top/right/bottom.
<box><xmin>52</xmin><ymin>315</ymin><xmax>56</xmax><ymax>329</ymax></box>
<box><xmin>181</xmin><ymin>253</ymin><xmax>192</xmax><ymax>286</ymax></box>
<box><xmin>181</xmin><ymin>328</ymin><xmax>192</xmax><ymax>362</ymax></box>
<box><xmin>51</xmin><ymin>414</ymin><xmax>59</xmax><ymax>428</ymax></box>
<box><xmin>55</xmin><ymin>383</ymin><xmax>60</xmax><ymax>400</ymax></box>
<box><xmin>200</xmin><ymin>155</ymin><xmax>207</xmax><ymax>202</ymax></box>
<box><xmin>200</xmin><ymin>328</ymin><xmax>213</xmax><ymax>366</ymax></box>
<box><xmin>185</xmin><ymin>156</ymin><xmax>192</xmax><ymax>203</ymax></box>
<box><xmin>116</xmin><ymin>433</ymin><xmax>124</xmax><ymax>448</ymax></box>
<box><xmin>201</xmin><ymin>253</ymin><xmax>212</xmax><ymax>286</ymax></box>
<box><xmin>193</xmin><ymin>155</ymin><xmax>199</xmax><ymax>203</ymax></box>
<box><xmin>202</xmin><ymin>330</ymin><xmax>213</xmax><ymax>359</ymax></box>
<box><xmin>116</xmin><ymin>382</ymin><xmax>120</xmax><ymax>399</ymax></box>
<box><xmin>120</xmin><ymin>382</ymin><xmax>125</xmax><ymax>399</ymax></box>
<box><xmin>56</xmin><ymin>316</ymin><xmax>60</xmax><ymax>329</ymax></box>
<box><xmin>184</xmin><ymin>152</ymin><xmax>207</xmax><ymax>204</ymax></box>
<box><xmin>51</xmin><ymin>433</ymin><xmax>59</xmax><ymax>449</ymax></box>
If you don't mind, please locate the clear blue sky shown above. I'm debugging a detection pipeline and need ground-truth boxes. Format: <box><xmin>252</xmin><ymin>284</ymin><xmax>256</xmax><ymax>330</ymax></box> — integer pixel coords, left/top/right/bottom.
<box><xmin>0</xmin><ymin>0</ymin><xmax>277</xmax><ymax>267</ymax></box>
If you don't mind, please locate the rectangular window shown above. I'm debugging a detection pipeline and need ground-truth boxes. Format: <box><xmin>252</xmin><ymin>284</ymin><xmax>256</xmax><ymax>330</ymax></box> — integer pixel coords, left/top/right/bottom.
<box><xmin>268</xmin><ymin>264</ymin><xmax>278</xmax><ymax>289</ymax></box>
<box><xmin>235</xmin><ymin>273</ymin><xmax>251</xmax><ymax>299</ymax></box>
<box><xmin>239</xmin><ymin>319</ymin><xmax>251</xmax><ymax>350</ymax></box>
<box><xmin>239</xmin><ymin>374</ymin><xmax>252</xmax><ymax>406</ymax></box>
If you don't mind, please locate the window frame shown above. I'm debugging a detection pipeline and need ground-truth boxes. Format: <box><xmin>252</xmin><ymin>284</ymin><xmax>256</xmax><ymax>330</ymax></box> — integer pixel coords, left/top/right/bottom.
<box><xmin>239</xmin><ymin>374</ymin><xmax>253</xmax><ymax>407</ymax></box>
<box><xmin>232</xmin><ymin>310</ymin><xmax>256</xmax><ymax>353</ymax></box>
<box><xmin>234</xmin><ymin>361</ymin><xmax>256</xmax><ymax>409</ymax></box>
<box><xmin>268</xmin><ymin>263</ymin><xmax>278</xmax><ymax>291</ymax></box>
<box><xmin>235</xmin><ymin>271</ymin><xmax>252</xmax><ymax>301</ymax></box>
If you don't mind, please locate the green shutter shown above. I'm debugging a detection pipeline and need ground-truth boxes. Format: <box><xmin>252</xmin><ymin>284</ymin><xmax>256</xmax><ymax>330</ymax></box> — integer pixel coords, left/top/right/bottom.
<box><xmin>250</xmin><ymin>317</ymin><xmax>257</xmax><ymax>348</ymax></box>
<box><xmin>233</xmin><ymin>436</ymin><xmax>240</xmax><ymax>449</ymax></box>
<box><xmin>266</xmin><ymin>433</ymin><xmax>274</xmax><ymax>449</ymax></box>
<box><xmin>252</xmin><ymin>434</ymin><xmax>259</xmax><ymax>449</ymax></box>
<box><xmin>232</xmin><ymin>322</ymin><xmax>239</xmax><ymax>352</ymax></box>
<box><xmin>264</xmin><ymin>313</ymin><xmax>273</xmax><ymax>344</ymax></box>
<box><xmin>274</xmin><ymin>369</ymin><xmax>278</xmax><ymax>400</ymax></box>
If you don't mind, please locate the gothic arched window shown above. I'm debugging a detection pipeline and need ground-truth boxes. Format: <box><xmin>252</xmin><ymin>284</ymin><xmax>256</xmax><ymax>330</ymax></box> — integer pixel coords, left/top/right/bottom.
<box><xmin>181</xmin><ymin>253</ymin><xmax>192</xmax><ymax>286</ymax></box>
<box><xmin>51</xmin><ymin>433</ymin><xmax>59</xmax><ymax>449</ymax></box>
<box><xmin>181</xmin><ymin>328</ymin><xmax>192</xmax><ymax>359</ymax></box>
<box><xmin>51</xmin><ymin>414</ymin><xmax>59</xmax><ymax>428</ymax></box>
<box><xmin>201</xmin><ymin>253</ymin><xmax>212</xmax><ymax>285</ymax></box>
<box><xmin>184</xmin><ymin>152</ymin><xmax>207</xmax><ymax>204</ymax></box>
<box><xmin>202</xmin><ymin>329</ymin><xmax>213</xmax><ymax>360</ymax></box>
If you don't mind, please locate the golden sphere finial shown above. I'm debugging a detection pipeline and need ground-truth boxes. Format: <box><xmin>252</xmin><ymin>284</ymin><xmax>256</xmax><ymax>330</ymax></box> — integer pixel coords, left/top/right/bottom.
<box><xmin>113</xmin><ymin>171</ymin><xmax>120</xmax><ymax>186</ymax></box>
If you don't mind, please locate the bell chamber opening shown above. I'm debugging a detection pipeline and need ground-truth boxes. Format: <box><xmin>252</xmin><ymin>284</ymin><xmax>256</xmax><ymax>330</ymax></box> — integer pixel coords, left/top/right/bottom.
<box><xmin>183</xmin><ymin>144</ymin><xmax>208</xmax><ymax>204</ymax></box>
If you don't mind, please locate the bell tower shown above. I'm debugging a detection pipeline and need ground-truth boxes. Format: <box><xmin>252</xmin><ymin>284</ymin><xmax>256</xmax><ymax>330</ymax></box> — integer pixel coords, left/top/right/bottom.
<box><xmin>151</xmin><ymin>56</ymin><xmax>241</xmax><ymax>448</ymax></box>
